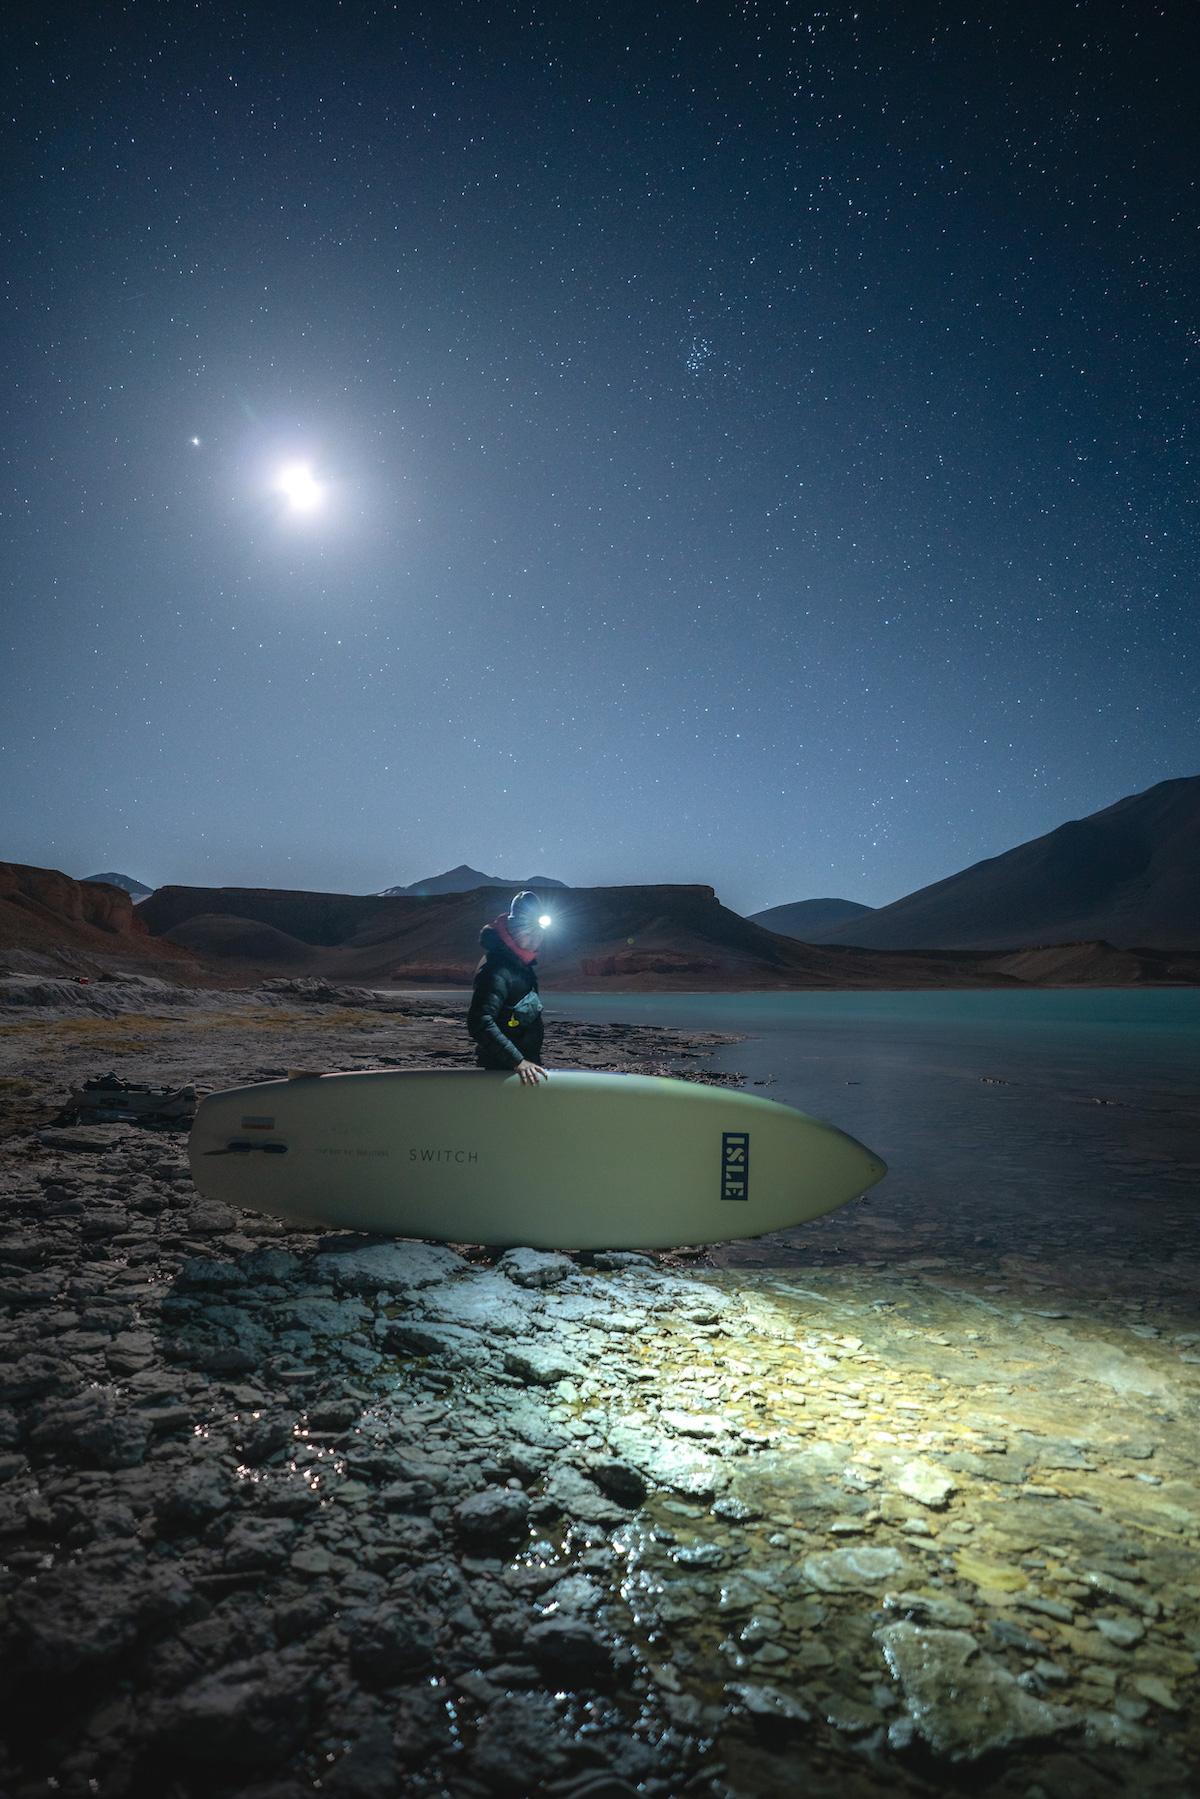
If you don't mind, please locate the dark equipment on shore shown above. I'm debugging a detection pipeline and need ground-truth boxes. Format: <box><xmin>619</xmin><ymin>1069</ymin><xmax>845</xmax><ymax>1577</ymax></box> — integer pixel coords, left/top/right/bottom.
<box><xmin>62</xmin><ymin>1071</ymin><xmax>200</xmax><ymax>1127</ymax></box>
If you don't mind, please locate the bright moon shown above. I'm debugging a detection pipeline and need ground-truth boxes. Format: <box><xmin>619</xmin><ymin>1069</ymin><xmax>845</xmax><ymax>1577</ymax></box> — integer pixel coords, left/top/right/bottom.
<box><xmin>276</xmin><ymin>463</ymin><xmax>322</xmax><ymax>511</ymax></box>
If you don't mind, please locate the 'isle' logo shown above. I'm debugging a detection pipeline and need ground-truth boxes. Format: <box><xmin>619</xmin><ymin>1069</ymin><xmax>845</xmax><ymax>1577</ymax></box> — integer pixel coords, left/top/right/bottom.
<box><xmin>721</xmin><ymin>1131</ymin><xmax>749</xmax><ymax>1202</ymax></box>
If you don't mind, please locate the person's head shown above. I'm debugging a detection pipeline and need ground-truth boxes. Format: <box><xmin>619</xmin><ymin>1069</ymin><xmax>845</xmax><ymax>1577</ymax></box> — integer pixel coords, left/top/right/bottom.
<box><xmin>507</xmin><ymin>890</ymin><xmax>544</xmax><ymax>951</ymax></box>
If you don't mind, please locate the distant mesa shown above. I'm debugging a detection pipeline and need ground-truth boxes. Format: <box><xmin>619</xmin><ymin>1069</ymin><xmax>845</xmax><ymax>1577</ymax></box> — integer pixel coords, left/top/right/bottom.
<box><xmin>0</xmin><ymin>861</ymin><xmax>194</xmax><ymax>973</ymax></box>
<box><xmin>84</xmin><ymin>872</ymin><xmax>153</xmax><ymax>898</ymax></box>
<box><xmin>796</xmin><ymin>776</ymin><xmax>1200</xmax><ymax>951</ymax></box>
<box><xmin>748</xmin><ymin>897</ymin><xmax>874</xmax><ymax>940</ymax></box>
<box><xmin>377</xmin><ymin>864</ymin><xmax>568</xmax><ymax>897</ymax></box>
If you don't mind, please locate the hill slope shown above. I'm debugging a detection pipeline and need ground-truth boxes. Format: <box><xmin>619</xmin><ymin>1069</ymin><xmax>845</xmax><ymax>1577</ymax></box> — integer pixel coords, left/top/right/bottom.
<box><xmin>748</xmin><ymin>898</ymin><xmax>874</xmax><ymax>939</ymax></box>
<box><xmin>802</xmin><ymin>777</ymin><xmax>1200</xmax><ymax>950</ymax></box>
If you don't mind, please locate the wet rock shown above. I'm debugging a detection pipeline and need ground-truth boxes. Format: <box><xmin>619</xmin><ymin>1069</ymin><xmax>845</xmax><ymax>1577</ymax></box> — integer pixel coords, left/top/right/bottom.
<box><xmin>607</xmin><ymin>1421</ymin><xmax>730</xmax><ymax>1500</ymax></box>
<box><xmin>504</xmin><ymin>1344</ymin><xmax>586</xmax><ymax>1385</ymax></box>
<box><xmin>803</xmin><ymin>1544</ymin><xmax>916</xmax><ymax>1594</ymax></box>
<box><xmin>584</xmin><ymin>1456</ymin><xmax>647</xmax><ymax>1508</ymax></box>
<box><xmin>383</xmin><ymin>1321</ymin><xmax>485</xmax><ymax>1364</ymax></box>
<box><xmin>726</xmin><ymin>1681</ymin><xmax>812</xmax><ymax>1726</ymax></box>
<box><xmin>314</xmin><ymin>1238</ymin><xmax>463</xmax><ymax>1292</ymax></box>
<box><xmin>896</xmin><ymin>1458</ymin><xmax>957</xmax><ymax>1509</ymax></box>
<box><xmin>150</xmin><ymin>1652</ymin><xmax>312</xmax><ymax>1765</ymax></box>
<box><xmin>239</xmin><ymin>1412</ymin><xmax>296</xmax><ymax>1464</ymax></box>
<box><xmin>454</xmin><ymin>1486</ymin><xmax>530</xmax><ymax>1548</ymax></box>
<box><xmin>876</xmin><ymin>1621</ymin><xmax>1076</xmax><ymax>1760</ymax></box>
<box><xmin>347</xmin><ymin>1602</ymin><xmax>438</xmax><ymax>1685</ymax></box>
<box><xmin>525</xmin><ymin>1615</ymin><xmax>613</xmax><ymax>1674</ymax></box>
<box><xmin>497</xmin><ymin>1247</ymin><xmax>576</xmax><ymax>1287</ymax></box>
<box><xmin>882</xmin><ymin>1591</ymin><xmax>976</xmax><ymax>1628</ymax></box>
<box><xmin>542</xmin><ymin>1463</ymin><xmax>630</xmax><ymax>1525</ymax></box>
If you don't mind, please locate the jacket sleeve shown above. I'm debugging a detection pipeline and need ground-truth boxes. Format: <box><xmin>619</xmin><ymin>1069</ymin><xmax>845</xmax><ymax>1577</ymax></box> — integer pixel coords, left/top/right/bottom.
<box><xmin>467</xmin><ymin>965</ymin><xmax>524</xmax><ymax>1068</ymax></box>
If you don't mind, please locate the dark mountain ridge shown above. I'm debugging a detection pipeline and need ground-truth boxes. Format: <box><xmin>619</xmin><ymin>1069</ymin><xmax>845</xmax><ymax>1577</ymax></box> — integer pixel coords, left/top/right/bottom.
<box><xmin>378</xmin><ymin>864</ymin><xmax>567</xmax><ymax>897</ymax></box>
<box><xmin>802</xmin><ymin>777</ymin><xmax>1200</xmax><ymax>950</ymax></box>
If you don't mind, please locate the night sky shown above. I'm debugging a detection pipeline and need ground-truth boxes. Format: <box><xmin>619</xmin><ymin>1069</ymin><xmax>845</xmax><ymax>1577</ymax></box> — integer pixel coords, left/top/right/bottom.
<box><xmin>2</xmin><ymin>2</ymin><xmax>1197</xmax><ymax>914</ymax></box>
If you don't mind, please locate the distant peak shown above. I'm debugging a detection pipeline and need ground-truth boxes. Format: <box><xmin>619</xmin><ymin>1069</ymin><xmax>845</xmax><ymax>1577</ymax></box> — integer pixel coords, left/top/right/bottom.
<box><xmin>84</xmin><ymin>871</ymin><xmax>153</xmax><ymax>897</ymax></box>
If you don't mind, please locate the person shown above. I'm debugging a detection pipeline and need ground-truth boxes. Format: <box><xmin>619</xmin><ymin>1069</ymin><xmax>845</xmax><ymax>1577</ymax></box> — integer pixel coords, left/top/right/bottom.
<box><xmin>467</xmin><ymin>891</ymin><xmax>548</xmax><ymax>1084</ymax></box>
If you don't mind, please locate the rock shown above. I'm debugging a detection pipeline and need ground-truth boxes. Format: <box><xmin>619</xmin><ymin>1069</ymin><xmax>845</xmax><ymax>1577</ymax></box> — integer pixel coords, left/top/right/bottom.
<box><xmin>525</xmin><ymin>1615</ymin><xmax>613</xmax><ymax>1673</ymax></box>
<box><xmin>803</xmin><ymin>1545</ymin><xmax>916</xmax><ymax>1594</ymax></box>
<box><xmin>28</xmin><ymin>1389</ymin><xmax>149</xmax><ymax>1468</ymax></box>
<box><xmin>240</xmin><ymin>1248</ymin><xmax>304</xmax><ymax>1284</ymax></box>
<box><xmin>8</xmin><ymin>1565</ymin><xmax>195</xmax><ymax>1674</ymax></box>
<box><xmin>876</xmin><ymin>1621</ymin><xmax>1076</xmax><ymax>1760</ymax></box>
<box><xmin>157</xmin><ymin>1463</ymin><xmax>231</xmax><ymax>1532</ymax></box>
<box><xmin>584</xmin><ymin>1457</ymin><xmax>647</xmax><ymax>1508</ymax></box>
<box><xmin>348</xmin><ymin>1602</ymin><xmax>438</xmax><ymax>1685</ymax></box>
<box><xmin>173</xmin><ymin>1257</ymin><xmax>247</xmax><ymax>1292</ymax></box>
<box><xmin>726</xmin><ymin>1682</ymin><xmax>812</xmax><ymax>1725</ymax></box>
<box><xmin>496</xmin><ymin>1247</ymin><xmax>576</xmax><ymax>1287</ymax></box>
<box><xmin>313</xmin><ymin>1239</ymin><xmax>463</xmax><ymax>1292</ymax></box>
<box><xmin>542</xmin><ymin>1463</ymin><xmax>630</xmax><ymax>1525</ymax></box>
<box><xmin>607</xmin><ymin>1421</ymin><xmax>730</xmax><ymax>1500</ymax></box>
<box><xmin>453</xmin><ymin>1487</ymin><xmax>530</xmax><ymax>1548</ymax></box>
<box><xmin>503</xmin><ymin>1344</ymin><xmax>586</xmax><ymax>1384</ymax></box>
<box><xmin>422</xmin><ymin>1276</ymin><xmax>534</xmax><ymax>1336</ymax></box>
<box><xmin>239</xmin><ymin>1413</ymin><xmax>296</xmax><ymax>1464</ymax></box>
<box><xmin>384</xmin><ymin>1321</ymin><xmax>486</xmax><ymax>1363</ymax></box>
<box><xmin>322</xmin><ymin>1716</ymin><xmax>397</xmax><ymax>1799</ymax></box>
<box><xmin>151</xmin><ymin>1653</ymin><xmax>312</xmax><ymax>1764</ymax></box>
<box><xmin>882</xmin><ymin>1591</ymin><xmax>977</xmax><ymax>1628</ymax></box>
<box><xmin>896</xmin><ymin>1458</ymin><xmax>957</xmax><ymax>1509</ymax></box>
<box><xmin>1095</xmin><ymin>1614</ymin><xmax>1145</xmax><ymax>1647</ymax></box>
<box><xmin>470</xmin><ymin>1693</ymin><xmax>571</xmax><ymax>1792</ymax></box>
<box><xmin>223</xmin><ymin>1516</ymin><xmax>297</xmax><ymax>1571</ymax></box>
<box><xmin>0</xmin><ymin>1353</ymin><xmax>77</xmax><ymax>1404</ymax></box>
<box><xmin>660</xmin><ymin>1410</ymin><xmax>729</xmax><ymax>1439</ymax></box>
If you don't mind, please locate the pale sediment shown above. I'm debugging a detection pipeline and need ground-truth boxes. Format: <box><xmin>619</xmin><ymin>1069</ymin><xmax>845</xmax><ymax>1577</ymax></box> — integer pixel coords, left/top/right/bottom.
<box><xmin>0</xmin><ymin>982</ymin><xmax>1198</xmax><ymax>1797</ymax></box>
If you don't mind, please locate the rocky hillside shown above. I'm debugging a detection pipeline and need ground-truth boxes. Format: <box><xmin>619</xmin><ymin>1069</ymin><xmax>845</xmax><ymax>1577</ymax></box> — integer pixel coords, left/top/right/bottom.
<box><xmin>0</xmin><ymin>863</ymin><xmax>195</xmax><ymax>975</ymax></box>
<box><xmin>802</xmin><ymin>777</ymin><xmax>1200</xmax><ymax>950</ymax></box>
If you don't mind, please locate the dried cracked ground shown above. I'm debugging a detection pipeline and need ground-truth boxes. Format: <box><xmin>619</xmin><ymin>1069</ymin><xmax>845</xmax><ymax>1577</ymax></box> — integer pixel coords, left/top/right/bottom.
<box><xmin>1</xmin><ymin>977</ymin><xmax>1199</xmax><ymax>1799</ymax></box>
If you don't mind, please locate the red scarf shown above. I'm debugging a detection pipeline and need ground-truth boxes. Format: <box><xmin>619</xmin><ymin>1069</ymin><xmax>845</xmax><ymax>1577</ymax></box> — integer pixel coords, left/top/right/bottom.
<box><xmin>491</xmin><ymin>914</ymin><xmax>537</xmax><ymax>965</ymax></box>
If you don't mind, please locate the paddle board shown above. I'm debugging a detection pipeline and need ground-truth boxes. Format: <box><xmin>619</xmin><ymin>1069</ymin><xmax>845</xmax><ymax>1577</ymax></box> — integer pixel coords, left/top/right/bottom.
<box><xmin>189</xmin><ymin>1069</ymin><xmax>886</xmax><ymax>1250</ymax></box>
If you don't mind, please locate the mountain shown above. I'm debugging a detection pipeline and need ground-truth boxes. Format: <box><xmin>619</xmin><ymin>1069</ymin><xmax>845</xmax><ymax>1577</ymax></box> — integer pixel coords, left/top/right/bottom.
<box><xmin>133</xmin><ymin>879</ymin><xmax>1200</xmax><ymax>988</ymax></box>
<box><xmin>377</xmin><ymin>864</ymin><xmax>568</xmax><ymax>897</ymax></box>
<box><xmin>800</xmin><ymin>776</ymin><xmax>1200</xmax><ymax>950</ymax></box>
<box><xmin>84</xmin><ymin>872</ymin><xmax>154</xmax><ymax>898</ymax></box>
<box><xmin>0</xmin><ymin>862</ymin><xmax>196</xmax><ymax>973</ymax></box>
<box><xmin>748</xmin><ymin>898</ymin><xmax>874</xmax><ymax>940</ymax></box>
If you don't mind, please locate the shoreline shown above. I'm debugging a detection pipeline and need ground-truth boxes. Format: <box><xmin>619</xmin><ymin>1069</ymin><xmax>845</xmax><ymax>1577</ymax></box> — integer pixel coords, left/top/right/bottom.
<box><xmin>1</xmin><ymin>987</ymin><xmax>1198</xmax><ymax>1795</ymax></box>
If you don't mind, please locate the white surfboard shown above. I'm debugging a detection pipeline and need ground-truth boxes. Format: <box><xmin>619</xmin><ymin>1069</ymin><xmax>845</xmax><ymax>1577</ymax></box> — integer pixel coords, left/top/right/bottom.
<box><xmin>188</xmin><ymin>1069</ymin><xmax>886</xmax><ymax>1251</ymax></box>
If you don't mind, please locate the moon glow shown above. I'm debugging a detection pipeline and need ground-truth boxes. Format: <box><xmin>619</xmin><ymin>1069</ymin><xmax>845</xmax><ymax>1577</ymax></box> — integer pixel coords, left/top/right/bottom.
<box><xmin>276</xmin><ymin>462</ymin><xmax>322</xmax><ymax>511</ymax></box>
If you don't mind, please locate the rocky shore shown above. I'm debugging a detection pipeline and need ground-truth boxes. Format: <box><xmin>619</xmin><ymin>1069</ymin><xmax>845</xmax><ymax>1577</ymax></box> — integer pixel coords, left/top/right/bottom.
<box><xmin>1</xmin><ymin>980</ymin><xmax>1198</xmax><ymax>1798</ymax></box>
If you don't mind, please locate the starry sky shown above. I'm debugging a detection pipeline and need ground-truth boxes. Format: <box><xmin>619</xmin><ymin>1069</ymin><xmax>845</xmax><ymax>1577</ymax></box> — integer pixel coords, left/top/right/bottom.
<box><xmin>2</xmin><ymin>2</ymin><xmax>1197</xmax><ymax>915</ymax></box>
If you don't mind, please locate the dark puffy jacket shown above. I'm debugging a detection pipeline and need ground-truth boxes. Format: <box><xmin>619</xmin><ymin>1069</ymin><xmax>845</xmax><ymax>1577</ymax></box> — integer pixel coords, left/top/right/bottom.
<box><xmin>466</xmin><ymin>925</ymin><xmax>545</xmax><ymax>1070</ymax></box>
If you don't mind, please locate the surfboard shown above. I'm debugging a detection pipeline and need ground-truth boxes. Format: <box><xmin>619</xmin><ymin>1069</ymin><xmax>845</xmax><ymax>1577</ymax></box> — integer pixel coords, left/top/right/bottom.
<box><xmin>188</xmin><ymin>1069</ymin><xmax>886</xmax><ymax>1251</ymax></box>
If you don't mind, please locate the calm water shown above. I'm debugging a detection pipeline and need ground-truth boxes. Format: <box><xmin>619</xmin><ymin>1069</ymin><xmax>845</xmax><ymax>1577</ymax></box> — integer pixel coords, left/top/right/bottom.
<box><xmin>543</xmin><ymin>990</ymin><xmax>1200</xmax><ymax>1250</ymax></box>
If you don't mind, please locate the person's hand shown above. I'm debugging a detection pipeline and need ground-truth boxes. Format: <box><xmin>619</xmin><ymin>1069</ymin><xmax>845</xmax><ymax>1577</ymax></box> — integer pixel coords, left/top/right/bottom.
<box><xmin>515</xmin><ymin>1059</ymin><xmax>548</xmax><ymax>1086</ymax></box>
